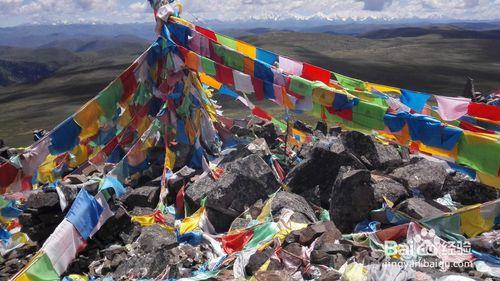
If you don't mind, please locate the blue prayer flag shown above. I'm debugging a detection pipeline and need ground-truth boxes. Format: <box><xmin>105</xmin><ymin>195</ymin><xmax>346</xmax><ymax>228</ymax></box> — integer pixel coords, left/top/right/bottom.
<box><xmin>66</xmin><ymin>189</ymin><xmax>103</xmax><ymax>239</ymax></box>
<box><xmin>100</xmin><ymin>175</ymin><xmax>126</xmax><ymax>198</ymax></box>
<box><xmin>49</xmin><ymin>117</ymin><xmax>81</xmax><ymax>155</ymax></box>
<box><xmin>400</xmin><ymin>89</ymin><xmax>431</xmax><ymax>113</ymax></box>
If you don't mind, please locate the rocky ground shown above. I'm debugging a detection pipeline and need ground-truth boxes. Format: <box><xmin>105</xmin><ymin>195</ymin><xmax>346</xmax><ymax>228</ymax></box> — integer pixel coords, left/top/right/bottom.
<box><xmin>1</xmin><ymin>120</ymin><xmax>499</xmax><ymax>280</ymax></box>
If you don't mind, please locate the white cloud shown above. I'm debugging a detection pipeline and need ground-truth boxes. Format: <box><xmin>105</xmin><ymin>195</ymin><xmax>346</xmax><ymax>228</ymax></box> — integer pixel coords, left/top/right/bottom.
<box><xmin>182</xmin><ymin>0</ymin><xmax>499</xmax><ymax>21</ymax></box>
<box><xmin>1</xmin><ymin>0</ymin><xmax>499</xmax><ymax>26</ymax></box>
<box><xmin>0</xmin><ymin>0</ymin><xmax>23</xmax><ymax>12</ymax></box>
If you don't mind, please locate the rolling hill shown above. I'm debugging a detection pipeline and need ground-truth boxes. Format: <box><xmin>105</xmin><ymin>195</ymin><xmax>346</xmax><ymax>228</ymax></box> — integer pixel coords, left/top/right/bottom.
<box><xmin>0</xmin><ymin>24</ymin><xmax>499</xmax><ymax>146</ymax></box>
<box><xmin>361</xmin><ymin>26</ymin><xmax>500</xmax><ymax>39</ymax></box>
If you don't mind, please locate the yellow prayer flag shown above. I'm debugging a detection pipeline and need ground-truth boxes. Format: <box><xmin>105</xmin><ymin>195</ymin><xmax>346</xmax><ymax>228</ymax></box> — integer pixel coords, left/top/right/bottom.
<box><xmin>164</xmin><ymin>147</ymin><xmax>176</xmax><ymax>171</ymax></box>
<box><xmin>236</xmin><ymin>41</ymin><xmax>257</xmax><ymax>59</ymax></box>
<box><xmin>459</xmin><ymin>205</ymin><xmax>494</xmax><ymax>237</ymax></box>
<box><xmin>74</xmin><ymin>99</ymin><xmax>102</xmax><ymax>140</ymax></box>
<box><xmin>36</xmin><ymin>155</ymin><xmax>58</xmax><ymax>183</ymax></box>
<box><xmin>199</xmin><ymin>73</ymin><xmax>222</xmax><ymax>90</ymax></box>
<box><xmin>131</xmin><ymin>214</ymin><xmax>155</xmax><ymax>226</ymax></box>
<box><xmin>179</xmin><ymin>207</ymin><xmax>205</xmax><ymax>235</ymax></box>
<box><xmin>418</xmin><ymin>142</ymin><xmax>458</xmax><ymax>161</ymax></box>
<box><xmin>69</xmin><ymin>144</ymin><xmax>89</xmax><ymax>168</ymax></box>
<box><xmin>368</xmin><ymin>83</ymin><xmax>401</xmax><ymax>95</ymax></box>
<box><xmin>477</xmin><ymin>172</ymin><xmax>500</xmax><ymax>189</ymax></box>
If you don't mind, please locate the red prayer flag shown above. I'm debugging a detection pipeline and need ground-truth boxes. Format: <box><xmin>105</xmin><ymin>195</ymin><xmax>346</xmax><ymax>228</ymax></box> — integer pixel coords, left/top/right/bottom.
<box><xmin>195</xmin><ymin>26</ymin><xmax>217</xmax><ymax>41</ymax></box>
<box><xmin>301</xmin><ymin>63</ymin><xmax>330</xmax><ymax>84</ymax></box>
<box><xmin>326</xmin><ymin>106</ymin><xmax>352</xmax><ymax>121</ymax></box>
<box><xmin>0</xmin><ymin>162</ymin><xmax>18</xmax><ymax>189</ymax></box>
<box><xmin>252</xmin><ymin>77</ymin><xmax>264</xmax><ymax>101</ymax></box>
<box><xmin>252</xmin><ymin>106</ymin><xmax>273</xmax><ymax>121</ymax></box>
<box><xmin>375</xmin><ymin>223</ymin><xmax>409</xmax><ymax>242</ymax></box>
<box><xmin>120</xmin><ymin>62</ymin><xmax>138</xmax><ymax>103</ymax></box>
<box><xmin>215</xmin><ymin>64</ymin><xmax>234</xmax><ymax>86</ymax></box>
<box><xmin>176</xmin><ymin>186</ymin><xmax>185</xmax><ymax>218</ymax></box>
<box><xmin>221</xmin><ymin>229</ymin><xmax>254</xmax><ymax>254</ymax></box>
<box><xmin>459</xmin><ymin>121</ymin><xmax>495</xmax><ymax>134</ymax></box>
<box><xmin>468</xmin><ymin>102</ymin><xmax>500</xmax><ymax>121</ymax></box>
<box><xmin>177</xmin><ymin>45</ymin><xmax>190</xmax><ymax>59</ymax></box>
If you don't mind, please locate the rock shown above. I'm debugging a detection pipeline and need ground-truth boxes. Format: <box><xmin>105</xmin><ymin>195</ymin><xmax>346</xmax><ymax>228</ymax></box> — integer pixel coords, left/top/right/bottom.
<box><xmin>25</xmin><ymin>189</ymin><xmax>59</xmax><ymax>211</ymax></box>
<box><xmin>113</xmin><ymin>231</ymin><xmax>202</xmax><ymax>279</ymax></box>
<box><xmin>328</xmin><ymin>126</ymin><xmax>342</xmax><ymax>136</ymax></box>
<box><xmin>20</xmin><ymin>189</ymin><xmax>63</xmax><ymax>243</ymax></box>
<box><xmin>186</xmin><ymin>154</ymin><xmax>280</xmax><ymax>232</ymax></box>
<box><xmin>315</xmin><ymin>121</ymin><xmax>328</xmax><ymax>135</ymax></box>
<box><xmin>254</xmin><ymin>270</ymin><xmax>289</xmax><ymax>281</ymax></box>
<box><xmin>329</xmin><ymin>168</ymin><xmax>378</xmax><ymax>233</ymax></box>
<box><xmin>294</xmin><ymin>120</ymin><xmax>314</xmax><ymax>134</ymax></box>
<box><xmin>318</xmin><ymin>243</ymin><xmax>352</xmax><ymax>256</ymax></box>
<box><xmin>231</xmin><ymin>125</ymin><xmax>252</xmax><ymax>137</ymax></box>
<box><xmin>317</xmin><ymin>270</ymin><xmax>342</xmax><ymax>281</ymax></box>
<box><xmin>285</xmin><ymin>142</ymin><xmax>364</xmax><ymax>209</ymax></box>
<box><xmin>63</xmin><ymin>174</ymin><xmax>88</xmax><ymax>184</ymax></box>
<box><xmin>389</xmin><ymin>157</ymin><xmax>448</xmax><ymax>199</ymax></box>
<box><xmin>444</xmin><ymin>172</ymin><xmax>500</xmax><ymax>205</ymax></box>
<box><xmin>271</xmin><ymin>191</ymin><xmax>317</xmax><ymax>224</ymax></box>
<box><xmin>253</xmin><ymin>122</ymin><xmax>278</xmax><ymax>147</ymax></box>
<box><xmin>121</xmin><ymin>186</ymin><xmax>160</xmax><ymax>209</ymax></box>
<box><xmin>95</xmin><ymin>207</ymin><xmax>134</xmax><ymax>245</ymax></box>
<box><xmin>246</xmin><ymin>248</ymin><xmax>275</xmax><ymax>276</ymax></box>
<box><xmin>171</xmin><ymin>142</ymin><xmax>193</xmax><ymax>170</ymax></box>
<box><xmin>371</xmin><ymin>174</ymin><xmax>409</xmax><ymax>206</ymax></box>
<box><xmin>218</xmin><ymin>144</ymin><xmax>253</xmax><ymax>167</ymax></box>
<box><xmin>288</xmin><ymin>221</ymin><xmax>341</xmax><ymax>246</ymax></box>
<box><xmin>310</xmin><ymin>250</ymin><xmax>346</xmax><ymax>269</ymax></box>
<box><xmin>394</xmin><ymin>198</ymin><xmax>447</xmax><ymax>220</ymax></box>
<box><xmin>341</xmin><ymin>131</ymin><xmax>402</xmax><ymax>169</ymax></box>
<box><xmin>136</xmin><ymin>225</ymin><xmax>178</xmax><ymax>253</ymax></box>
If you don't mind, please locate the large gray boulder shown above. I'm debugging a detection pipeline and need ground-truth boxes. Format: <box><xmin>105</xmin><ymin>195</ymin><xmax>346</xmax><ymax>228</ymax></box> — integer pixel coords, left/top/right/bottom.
<box><xmin>394</xmin><ymin>198</ymin><xmax>447</xmax><ymax>220</ymax></box>
<box><xmin>112</xmin><ymin>225</ymin><xmax>179</xmax><ymax>278</ymax></box>
<box><xmin>271</xmin><ymin>191</ymin><xmax>318</xmax><ymax>224</ymax></box>
<box><xmin>285</xmin><ymin>139</ymin><xmax>365</xmax><ymax>209</ymax></box>
<box><xmin>329</xmin><ymin>168</ymin><xmax>378</xmax><ymax>233</ymax></box>
<box><xmin>389</xmin><ymin>157</ymin><xmax>448</xmax><ymax>199</ymax></box>
<box><xmin>341</xmin><ymin>131</ymin><xmax>402</xmax><ymax>169</ymax></box>
<box><xmin>185</xmin><ymin>153</ymin><xmax>280</xmax><ymax>232</ymax></box>
<box><xmin>372</xmin><ymin>174</ymin><xmax>410</xmax><ymax>206</ymax></box>
<box><xmin>20</xmin><ymin>189</ymin><xmax>63</xmax><ymax>243</ymax></box>
<box><xmin>121</xmin><ymin>185</ymin><xmax>160</xmax><ymax>209</ymax></box>
<box><xmin>444</xmin><ymin>172</ymin><xmax>500</xmax><ymax>205</ymax></box>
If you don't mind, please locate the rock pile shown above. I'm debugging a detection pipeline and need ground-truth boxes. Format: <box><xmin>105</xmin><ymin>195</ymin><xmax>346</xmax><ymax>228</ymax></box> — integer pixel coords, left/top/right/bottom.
<box><xmin>2</xmin><ymin>121</ymin><xmax>499</xmax><ymax>281</ymax></box>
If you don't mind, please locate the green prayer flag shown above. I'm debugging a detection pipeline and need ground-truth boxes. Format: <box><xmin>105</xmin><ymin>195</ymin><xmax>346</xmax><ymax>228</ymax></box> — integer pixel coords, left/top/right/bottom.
<box><xmin>24</xmin><ymin>253</ymin><xmax>59</xmax><ymax>281</ymax></box>
<box><xmin>213</xmin><ymin>44</ymin><xmax>244</xmax><ymax>72</ymax></box>
<box><xmin>421</xmin><ymin>214</ymin><xmax>465</xmax><ymax>241</ymax></box>
<box><xmin>271</xmin><ymin>118</ymin><xmax>287</xmax><ymax>133</ymax></box>
<box><xmin>289</xmin><ymin>76</ymin><xmax>314</xmax><ymax>96</ymax></box>
<box><xmin>97</xmin><ymin>79</ymin><xmax>124</xmax><ymax>119</ymax></box>
<box><xmin>352</xmin><ymin>100</ymin><xmax>388</xmax><ymax>130</ymax></box>
<box><xmin>201</xmin><ymin>57</ymin><xmax>217</xmax><ymax>77</ymax></box>
<box><xmin>215</xmin><ymin>34</ymin><xmax>237</xmax><ymax>49</ymax></box>
<box><xmin>177</xmin><ymin>94</ymin><xmax>192</xmax><ymax>117</ymax></box>
<box><xmin>0</xmin><ymin>197</ymin><xmax>8</xmax><ymax>209</ymax></box>
<box><xmin>244</xmin><ymin>222</ymin><xmax>279</xmax><ymax>249</ymax></box>
<box><xmin>319</xmin><ymin>209</ymin><xmax>331</xmax><ymax>221</ymax></box>
<box><xmin>133</xmin><ymin>82</ymin><xmax>152</xmax><ymax>106</ymax></box>
<box><xmin>457</xmin><ymin>132</ymin><xmax>500</xmax><ymax>176</ymax></box>
<box><xmin>334</xmin><ymin>73</ymin><xmax>367</xmax><ymax>91</ymax></box>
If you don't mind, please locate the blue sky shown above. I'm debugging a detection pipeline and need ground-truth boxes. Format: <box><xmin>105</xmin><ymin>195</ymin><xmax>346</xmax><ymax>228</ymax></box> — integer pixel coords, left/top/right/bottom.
<box><xmin>1</xmin><ymin>0</ymin><xmax>499</xmax><ymax>27</ymax></box>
